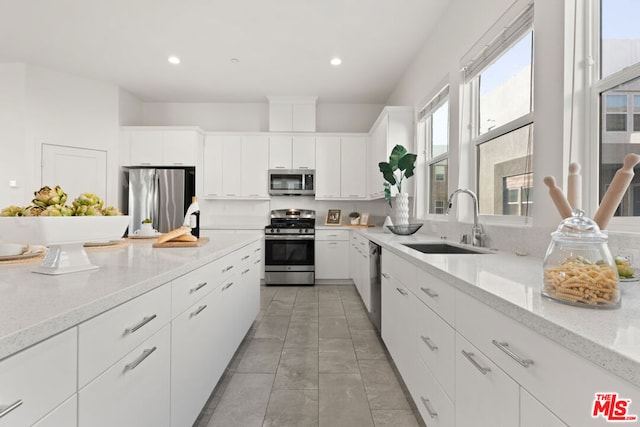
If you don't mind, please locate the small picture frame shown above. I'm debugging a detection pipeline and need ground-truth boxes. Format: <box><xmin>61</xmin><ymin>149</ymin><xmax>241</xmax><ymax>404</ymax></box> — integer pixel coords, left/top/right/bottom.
<box><xmin>325</xmin><ymin>209</ymin><xmax>342</xmax><ymax>225</ymax></box>
<box><xmin>359</xmin><ymin>212</ymin><xmax>369</xmax><ymax>225</ymax></box>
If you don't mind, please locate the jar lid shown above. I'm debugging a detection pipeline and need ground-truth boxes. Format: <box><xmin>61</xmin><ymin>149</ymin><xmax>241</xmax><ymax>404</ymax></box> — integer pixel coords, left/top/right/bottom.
<box><xmin>551</xmin><ymin>210</ymin><xmax>608</xmax><ymax>241</ymax></box>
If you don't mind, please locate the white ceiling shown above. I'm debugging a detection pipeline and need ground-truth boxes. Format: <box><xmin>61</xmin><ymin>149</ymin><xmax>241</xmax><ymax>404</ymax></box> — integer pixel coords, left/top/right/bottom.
<box><xmin>0</xmin><ymin>0</ymin><xmax>449</xmax><ymax>104</ymax></box>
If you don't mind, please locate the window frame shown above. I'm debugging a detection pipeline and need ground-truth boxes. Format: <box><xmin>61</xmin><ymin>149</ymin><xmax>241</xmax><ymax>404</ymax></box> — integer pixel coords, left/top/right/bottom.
<box><xmin>587</xmin><ymin>0</ymin><xmax>640</xmax><ymax>231</ymax></box>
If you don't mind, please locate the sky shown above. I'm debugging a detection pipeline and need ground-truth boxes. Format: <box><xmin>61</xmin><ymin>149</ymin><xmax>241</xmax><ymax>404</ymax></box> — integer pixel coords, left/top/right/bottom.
<box><xmin>602</xmin><ymin>0</ymin><xmax>640</xmax><ymax>39</ymax></box>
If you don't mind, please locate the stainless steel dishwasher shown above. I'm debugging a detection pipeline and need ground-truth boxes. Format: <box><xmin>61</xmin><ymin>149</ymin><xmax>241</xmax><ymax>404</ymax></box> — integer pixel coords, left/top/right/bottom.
<box><xmin>369</xmin><ymin>241</ymin><xmax>382</xmax><ymax>333</ymax></box>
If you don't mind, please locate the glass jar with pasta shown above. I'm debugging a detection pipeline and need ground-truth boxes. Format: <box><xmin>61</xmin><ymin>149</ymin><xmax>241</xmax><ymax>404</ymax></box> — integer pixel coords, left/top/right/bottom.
<box><xmin>542</xmin><ymin>210</ymin><xmax>620</xmax><ymax>308</ymax></box>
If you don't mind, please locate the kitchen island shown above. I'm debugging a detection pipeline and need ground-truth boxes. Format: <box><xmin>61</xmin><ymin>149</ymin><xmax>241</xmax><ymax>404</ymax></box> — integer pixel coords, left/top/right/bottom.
<box><xmin>0</xmin><ymin>232</ymin><xmax>262</xmax><ymax>427</ymax></box>
<box><xmin>356</xmin><ymin>228</ymin><xmax>640</xmax><ymax>426</ymax></box>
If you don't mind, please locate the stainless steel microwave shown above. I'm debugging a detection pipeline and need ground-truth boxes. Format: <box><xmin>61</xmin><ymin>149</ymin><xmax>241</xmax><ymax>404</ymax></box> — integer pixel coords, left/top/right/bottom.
<box><xmin>268</xmin><ymin>169</ymin><xmax>315</xmax><ymax>196</ymax></box>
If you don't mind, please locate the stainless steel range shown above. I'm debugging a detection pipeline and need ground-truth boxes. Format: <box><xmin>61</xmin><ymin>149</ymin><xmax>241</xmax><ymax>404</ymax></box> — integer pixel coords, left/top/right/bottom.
<box><xmin>264</xmin><ymin>209</ymin><xmax>315</xmax><ymax>285</ymax></box>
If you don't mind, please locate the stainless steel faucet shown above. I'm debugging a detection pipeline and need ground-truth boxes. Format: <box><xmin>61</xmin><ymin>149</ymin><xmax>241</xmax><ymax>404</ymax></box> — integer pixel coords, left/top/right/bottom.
<box><xmin>446</xmin><ymin>188</ymin><xmax>485</xmax><ymax>247</ymax></box>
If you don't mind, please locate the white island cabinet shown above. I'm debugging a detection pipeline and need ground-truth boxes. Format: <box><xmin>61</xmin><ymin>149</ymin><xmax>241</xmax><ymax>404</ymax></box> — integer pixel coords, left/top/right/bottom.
<box><xmin>0</xmin><ymin>233</ymin><xmax>262</xmax><ymax>427</ymax></box>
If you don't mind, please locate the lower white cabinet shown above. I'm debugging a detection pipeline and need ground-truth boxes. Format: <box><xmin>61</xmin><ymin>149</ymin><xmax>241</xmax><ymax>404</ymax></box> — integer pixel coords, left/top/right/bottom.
<box><xmin>520</xmin><ymin>389</ymin><xmax>567</xmax><ymax>427</ymax></box>
<box><xmin>350</xmin><ymin>232</ymin><xmax>371</xmax><ymax>311</ymax></box>
<box><xmin>412</xmin><ymin>357</ymin><xmax>455</xmax><ymax>427</ymax></box>
<box><xmin>79</xmin><ymin>325</ymin><xmax>171</xmax><ymax>427</ymax></box>
<box><xmin>33</xmin><ymin>395</ymin><xmax>77</xmax><ymax>427</ymax></box>
<box><xmin>455</xmin><ymin>333</ymin><xmax>519</xmax><ymax>427</ymax></box>
<box><xmin>315</xmin><ymin>229</ymin><xmax>350</xmax><ymax>279</ymax></box>
<box><xmin>0</xmin><ymin>328</ymin><xmax>77</xmax><ymax>427</ymax></box>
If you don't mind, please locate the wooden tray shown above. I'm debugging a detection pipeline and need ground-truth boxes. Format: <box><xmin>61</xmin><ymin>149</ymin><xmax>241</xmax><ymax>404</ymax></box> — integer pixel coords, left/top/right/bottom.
<box><xmin>153</xmin><ymin>237</ymin><xmax>209</xmax><ymax>248</ymax></box>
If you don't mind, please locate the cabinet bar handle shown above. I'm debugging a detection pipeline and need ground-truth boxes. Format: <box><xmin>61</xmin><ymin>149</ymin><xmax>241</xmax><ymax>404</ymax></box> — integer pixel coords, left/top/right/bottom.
<box><xmin>241</xmin><ymin>255</ymin><xmax>250</xmax><ymax>260</ymax></box>
<box><xmin>328</xmin><ymin>234</ymin><xmax>337</xmax><ymax>237</ymax></box>
<box><xmin>241</xmin><ymin>268</ymin><xmax>250</xmax><ymax>275</ymax></box>
<box><xmin>123</xmin><ymin>314</ymin><xmax>157</xmax><ymax>335</ymax></box>
<box><xmin>190</xmin><ymin>305</ymin><xmax>207</xmax><ymax>317</ymax></box>
<box><xmin>223</xmin><ymin>282</ymin><xmax>234</xmax><ymax>291</ymax></box>
<box><xmin>421</xmin><ymin>335</ymin><xmax>438</xmax><ymax>351</ymax></box>
<box><xmin>254</xmin><ymin>248</ymin><xmax>261</xmax><ymax>252</ymax></box>
<box><xmin>275</xmin><ymin>166</ymin><xmax>286</xmax><ymax>169</ymax></box>
<box><xmin>254</xmin><ymin>259</ymin><xmax>261</xmax><ymax>265</ymax></box>
<box><xmin>190</xmin><ymin>282</ymin><xmax>208</xmax><ymax>293</ymax></box>
<box><xmin>396</xmin><ymin>287</ymin><xmax>408</xmax><ymax>296</ymax></box>
<box><xmin>328</xmin><ymin>242</ymin><xmax>337</xmax><ymax>245</ymax></box>
<box><xmin>492</xmin><ymin>340</ymin><xmax>534</xmax><ymax>368</ymax></box>
<box><xmin>124</xmin><ymin>347</ymin><xmax>157</xmax><ymax>372</ymax></box>
<box><xmin>420</xmin><ymin>397</ymin><xmax>438</xmax><ymax>419</ymax></box>
<box><xmin>421</xmin><ymin>287</ymin><xmax>438</xmax><ymax>298</ymax></box>
<box><xmin>381</xmin><ymin>272</ymin><xmax>390</xmax><ymax>279</ymax></box>
<box><xmin>461</xmin><ymin>350</ymin><xmax>491</xmax><ymax>375</ymax></box>
<box><xmin>0</xmin><ymin>400</ymin><xmax>23</xmax><ymax>419</ymax></box>
<box><xmin>222</xmin><ymin>265</ymin><xmax>234</xmax><ymax>273</ymax></box>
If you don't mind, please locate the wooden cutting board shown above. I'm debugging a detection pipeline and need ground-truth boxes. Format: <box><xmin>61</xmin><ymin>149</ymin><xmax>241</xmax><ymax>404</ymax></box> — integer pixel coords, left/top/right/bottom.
<box><xmin>153</xmin><ymin>237</ymin><xmax>209</xmax><ymax>248</ymax></box>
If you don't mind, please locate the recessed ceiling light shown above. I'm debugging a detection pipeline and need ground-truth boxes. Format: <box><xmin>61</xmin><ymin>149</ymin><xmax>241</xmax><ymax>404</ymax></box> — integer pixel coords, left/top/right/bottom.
<box><xmin>231</xmin><ymin>58</ymin><xmax>240</xmax><ymax>63</ymax></box>
<box><xmin>168</xmin><ymin>56</ymin><xmax>181</xmax><ymax>65</ymax></box>
<box><xmin>330</xmin><ymin>57</ymin><xmax>342</xmax><ymax>66</ymax></box>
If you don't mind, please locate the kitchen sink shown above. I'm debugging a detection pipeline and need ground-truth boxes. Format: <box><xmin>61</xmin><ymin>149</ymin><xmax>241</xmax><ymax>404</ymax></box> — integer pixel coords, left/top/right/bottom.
<box><xmin>402</xmin><ymin>243</ymin><xmax>489</xmax><ymax>254</ymax></box>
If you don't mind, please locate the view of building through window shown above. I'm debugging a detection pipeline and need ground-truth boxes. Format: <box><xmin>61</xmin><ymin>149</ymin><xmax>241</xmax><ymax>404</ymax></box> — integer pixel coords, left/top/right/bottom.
<box><xmin>474</xmin><ymin>30</ymin><xmax>533</xmax><ymax>216</ymax></box>
<box><xmin>599</xmin><ymin>0</ymin><xmax>640</xmax><ymax>217</ymax></box>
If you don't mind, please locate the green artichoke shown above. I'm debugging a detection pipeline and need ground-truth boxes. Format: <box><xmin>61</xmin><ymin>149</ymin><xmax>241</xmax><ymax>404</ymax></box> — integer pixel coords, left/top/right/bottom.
<box><xmin>72</xmin><ymin>193</ymin><xmax>104</xmax><ymax>210</ymax></box>
<box><xmin>103</xmin><ymin>206</ymin><xmax>122</xmax><ymax>216</ymax></box>
<box><xmin>23</xmin><ymin>206</ymin><xmax>45</xmax><ymax>216</ymax></box>
<box><xmin>74</xmin><ymin>205</ymin><xmax>103</xmax><ymax>216</ymax></box>
<box><xmin>33</xmin><ymin>185</ymin><xmax>67</xmax><ymax>207</ymax></box>
<box><xmin>41</xmin><ymin>204</ymin><xmax>74</xmax><ymax>217</ymax></box>
<box><xmin>0</xmin><ymin>205</ymin><xmax>26</xmax><ymax>216</ymax></box>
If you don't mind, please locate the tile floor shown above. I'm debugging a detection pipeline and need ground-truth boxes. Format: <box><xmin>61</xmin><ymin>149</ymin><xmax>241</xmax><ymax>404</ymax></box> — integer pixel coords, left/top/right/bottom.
<box><xmin>193</xmin><ymin>284</ymin><xmax>423</xmax><ymax>427</ymax></box>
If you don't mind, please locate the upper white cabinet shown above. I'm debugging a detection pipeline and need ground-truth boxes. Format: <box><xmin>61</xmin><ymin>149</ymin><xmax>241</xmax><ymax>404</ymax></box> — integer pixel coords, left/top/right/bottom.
<box><xmin>203</xmin><ymin>134</ymin><xmax>269</xmax><ymax>199</ymax></box>
<box><xmin>366</xmin><ymin>107</ymin><xmax>414</xmax><ymax>198</ymax></box>
<box><xmin>121</xmin><ymin>127</ymin><xmax>201</xmax><ymax>166</ymax></box>
<box><xmin>315</xmin><ymin>135</ymin><xmax>367</xmax><ymax>199</ymax></box>
<box><xmin>269</xmin><ymin>135</ymin><xmax>315</xmax><ymax>169</ymax></box>
<box><xmin>268</xmin><ymin>96</ymin><xmax>317</xmax><ymax>132</ymax></box>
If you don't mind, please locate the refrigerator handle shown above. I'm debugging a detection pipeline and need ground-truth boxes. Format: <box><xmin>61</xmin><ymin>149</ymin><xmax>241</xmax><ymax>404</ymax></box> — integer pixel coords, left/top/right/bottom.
<box><xmin>152</xmin><ymin>172</ymin><xmax>160</xmax><ymax>229</ymax></box>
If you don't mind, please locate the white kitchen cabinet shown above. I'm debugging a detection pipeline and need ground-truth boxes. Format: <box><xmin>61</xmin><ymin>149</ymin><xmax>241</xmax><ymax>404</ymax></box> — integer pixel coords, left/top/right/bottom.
<box><xmin>242</xmin><ymin>135</ymin><xmax>270</xmax><ymax>197</ymax></box>
<box><xmin>203</xmin><ymin>134</ymin><xmax>269</xmax><ymax>199</ymax></box>
<box><xmin>366</xmin><ymin>107</ymin><xmax>414</xmax><ymax>198</ymax></box>
<box><xmin>520</xmin><ymin>389</ymin><xmax>567</xmax><ymax>427</ymax></box>
<box><xmin>315</xmin><ymin>229</ymin><xmax>350</xmax><ymax>279</ymax></box>
<box><xmin>32</xmin><ymin>395</ymin><xmax>77</xmax><ymax>427</ymax></box>
<box><xmin>122</xmin><ymin>127</ymin><xmax>200</xmax><ymax>166</ymax></box>
<box><xmin>203</xmin><ymin>134</ymin><xmax>223</xmax><ymax>198</ymax></box>
<box><xmin>171</xmin><ymin>285</ymin><xmax>225</xmax><ymax>427</ymax></box>
<box><xmin>269</xmin><ymin>135</ymin><xmax>315</xmax><ymax>170</ymax></box>
<box><xmin>0</xmin><ymin>328</ymin><xmax>77</xmax><ymax>427</ymax></box>
<box><xmin>412</xmin><ymin>357</ymin><xmax>455</xmax><ymax>427</ymax></box>
<box><xmin>78</xmin><ymin>325</ymin><xmax>171</xmax><ymax>427</ymax></box>
<box><xmin>268</xmin><ymin>96</ymin><xmax>317</xmax><ymax>132</ymax></box>
<box><xmin>315</xmin><ymin>136</ymin><xmax>341</xmax><ymax>198</ymax></box>
<box><xmin>340</xmin><ymin>136</ymin><xmax>367</xmax><ymax>198</ymax></box>
<box><xmin>455</xmin><ymin>333</ymin><xmax>519</xmax><ymax>427</ymax></box>
<box><xmin>349</xmin><ymin>232</ymin><xmax>372</xmax><ymax>311</ymax></box>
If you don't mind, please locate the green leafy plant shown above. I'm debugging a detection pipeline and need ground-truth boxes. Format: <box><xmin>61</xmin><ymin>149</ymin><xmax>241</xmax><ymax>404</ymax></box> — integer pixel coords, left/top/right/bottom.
<box><xmin>378</xmin><ymin>144</ymin><xmax>417</xmax><ymax>207</ymax></box>
<box><xmin>349</xmin><ymin>212</ymin><xmax>360</xmax><ymax>219</ymax></box>
<box><xmin>142</xmin><ymin>218</ymin><xmax>152</xmax><ymax>224</ymax></box>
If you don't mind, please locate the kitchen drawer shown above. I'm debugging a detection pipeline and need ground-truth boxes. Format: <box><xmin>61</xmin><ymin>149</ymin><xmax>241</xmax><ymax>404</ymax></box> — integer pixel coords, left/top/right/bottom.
<box><xmin>381</xmin><ymin>250</ymin><xmax>417</xmax><ymax>290</ymax></box>
<box><xmin>412</xmin><ymin>266</ymin><xmax>455</xmax><ymax>325</ymax></box>
<box><xmin>412</xmin><ymin>295</ymin><xmax>455</xmax><ymax>400</ymax></box>
<box><xmin>79</xmin><ymin>325</ymin><xmax>170</xmax><ymax>427</ymax></box>
<box><xmin>172</xmin><ymin>261</ymin><xmax>220</xmax><ymax>317</ymax></box>
<box><xmin>316</xmin><ymin>229</ymin><xmax>350</xmax><ymax>241</ymax></box>
<box><xmin>33</xmin><ymin>394</ymin><xmax>77</xmax><ymax>427</ymax></box>
<box><xmin>78</xmin><ymin>284</ymin><xmax>171</xmax><ymax>387</ymax></box>
<box><xmin>411</xmin><ymin>356</ymin><xmax>454</xmax><ymax>427</ymax></box>
<box><xmin>456</xmin><ymin>291</ymin><xmax>640</xmax><ymax>427</ymax></box>
<box><xmin>520</xmin><ymin>388</ymin><xmax>567</xmax><ymax>427</ymax></box>
<box><xmin>0</xmin><ymin>328</ymin><xmax>76</xmax><ymax>427</ymax></box>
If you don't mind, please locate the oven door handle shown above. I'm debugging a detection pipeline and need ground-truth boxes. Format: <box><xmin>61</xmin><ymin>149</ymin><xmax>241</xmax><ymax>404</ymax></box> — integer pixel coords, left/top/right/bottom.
<box><xmin>264</xmin><ymin>235</ymin><xmax>315</xmax><ymax>240</ymax></box>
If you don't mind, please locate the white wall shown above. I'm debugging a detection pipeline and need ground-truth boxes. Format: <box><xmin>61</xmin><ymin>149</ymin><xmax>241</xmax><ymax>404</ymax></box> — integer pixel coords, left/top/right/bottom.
<box><xmin>140</xmin><ymin>101</ymin><xmax>384</xmax><ymax>133</ymax></box>
<box><xmin>0</xmin><ymin>63</ymin><xmax>27</xmax><ymax>208</ymax></box>
<box><xmin>0</xmin><ymin>64</ymin><xmax>121</xmax><ymax>208</ymax></box>
<box><xmin>119</xmin><ymin>89</ymin><xmax>144</xmax><ymax>125</ymax></box>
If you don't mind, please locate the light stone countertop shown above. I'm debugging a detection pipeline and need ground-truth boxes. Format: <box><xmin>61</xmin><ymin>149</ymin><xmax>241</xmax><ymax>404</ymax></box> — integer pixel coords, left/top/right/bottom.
<box><xmin>0</xmin><ymin>232</ymin><xmax>262</xmax><ymax>361</ymax></box>
<box><xmin>357</xmin><ymin>228</ymin><xmax>640</xmax><ymax>388</ymax></box>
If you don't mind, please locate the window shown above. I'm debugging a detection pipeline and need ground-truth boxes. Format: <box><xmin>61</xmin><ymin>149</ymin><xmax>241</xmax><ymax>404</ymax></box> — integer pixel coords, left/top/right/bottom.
<box><xmin>596</xmin><ymin>0</ymin><xmax>640</xmax><ymax>218</ymax></box>
<box><xmin>465</xmin><ymin>4</ymin><xmax>534</xmax><ymax>217</ymax></box>
<box><xmin>417</xmin><ymin>86</ymin><xmax>449</xmax><ymax>216</ymax></box>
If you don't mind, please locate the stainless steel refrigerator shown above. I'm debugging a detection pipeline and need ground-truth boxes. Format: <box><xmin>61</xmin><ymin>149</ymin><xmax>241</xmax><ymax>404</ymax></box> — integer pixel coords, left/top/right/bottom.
<box><xmin>123</xmin><ymin>167</ymin><xmax>196</xmax><ymax>235</ymax></box>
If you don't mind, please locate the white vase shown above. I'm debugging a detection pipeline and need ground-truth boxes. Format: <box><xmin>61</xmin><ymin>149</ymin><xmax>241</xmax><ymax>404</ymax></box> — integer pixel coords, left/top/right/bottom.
<box><xmin>395</xmin><ymin>192</ymin><xmax>409</xmax><ymax>225</ymax></box>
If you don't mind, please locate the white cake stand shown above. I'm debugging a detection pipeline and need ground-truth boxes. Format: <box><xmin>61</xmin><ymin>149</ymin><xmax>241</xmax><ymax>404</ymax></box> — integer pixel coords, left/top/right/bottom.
<box><xmin>0</xmin><ymin>216</ymin><xmax>129</xmax><ymax>275</ymax></box>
